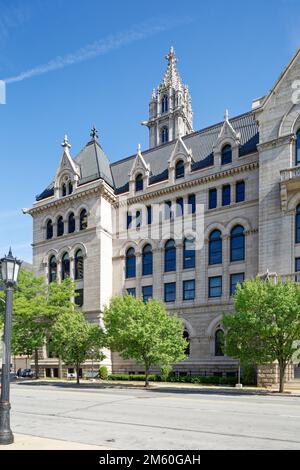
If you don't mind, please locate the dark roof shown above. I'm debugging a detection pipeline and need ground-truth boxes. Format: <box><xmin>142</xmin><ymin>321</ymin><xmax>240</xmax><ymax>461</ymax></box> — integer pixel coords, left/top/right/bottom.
<box><xmin>36</xmin><ymin>111</ymin><xmax>259</xmax><ymax>201</ymax></box>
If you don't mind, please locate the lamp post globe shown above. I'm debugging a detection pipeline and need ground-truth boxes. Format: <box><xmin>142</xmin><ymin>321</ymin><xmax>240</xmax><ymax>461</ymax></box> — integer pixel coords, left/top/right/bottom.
<box><xmin>0</xmin><ymin>248</ymin><xmax>21</xmax><ymax>445</ymax></box>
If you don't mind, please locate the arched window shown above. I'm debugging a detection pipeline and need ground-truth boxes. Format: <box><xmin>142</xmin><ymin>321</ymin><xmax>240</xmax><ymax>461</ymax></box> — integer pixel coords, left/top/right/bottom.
<box><xmin>79</xmin><ymin>209</ymin><xmax>88</xmax><ymax>230</ymax></box>
<box><xmin>46</xmin><ymin>220</ymin><xmax>53</xmax><ymax>240</ymax></box>
<box><xmin>164</xmin><ymin>239</ymin><xmax>176</xmax><ymax>272</ymax></box>
<box><xmin>75</xmin><ymin>249</ymin><xmax>84</xmax><ymax>280</ymax></box>
<box><xmin>183</xmin><ymin>237</ymin><xmax>195</xmax><ymax>269</ymax></box>
<box><xmin>296</xmin><ymin>130</ymin><xmax>300</xmax><ymax>165</ymax></box>
<box><xmin>230</xmin><ymin>225</ymin><xmax>245</xmax><ymax>262</ymax></box>
<box><xmin>135</xmin><ymin>173</ymin><xmax>143</xmax><ymax>192</ymax></box>
<box><xmin>61</xmin><ymin>253</ymin><xmax>70</xmax><ymax>280</ymax></box>
<box><xmin>62</xmin><ymin>183</ymin><xmax>67</xmax><ymax>197</ymax></box>
<box><xmin>68</xmin><ymin>182</ymin><xmax>73</xmax><ymax>195</ymax></box>
<box><xmin>161</xmin><ymin>94</ymin><xmax>168</xmax><ymax>113</ymax></box>
<box><xmin>209</xmin><ymin>230</ymin><xmax>222</xmax><ymax>265</ymax></box>
<box><xmin>183</xmin><ymin>330</ymin><xmax>190</xmax><ymax>357</ymax></box>
<box><xmin>161</xmin><ymin>126</ymin><xmax>169</xmax><ymax>144</ymax></box>
<box><xmin>175</xmin><ymin>159</ymin><xmax>185</xmax><ymax>179</ymax></box>
<box><xmin>215</xmin><ymin>329</ymin><xmax>224</xmax><ymax>357</ymax></box>
<box><xmin>296</xmin><ymin>205</ymin><xmax>300</xmax><ymax>243</ymax></box>
<box><xmin>126</xmin><ymin>247</ymin><xmax>136</xmax><ymax>279</ymax></box>
<box><xmin>68</xmin><ymin>212</ymin><xmax>75</xmax><ymax>233</ymax></box>
<box><xmin>48</xmin><ymin>256</ymin><xmax>57</xmax><ymax>283</ymax></box>
<box><xmin>57</xmin><ymin>216</ymin><xmax>64</xmax><ymax>237</ymax></box>
<box><xmin>221</xmin><ymin>144</ymin><xmax>232</xmax><ymax>165</ymax></box>
<box><xmin>142</xmin><ymin>244</ymin><xmax>153</xmax><ymax>276</ymax></box>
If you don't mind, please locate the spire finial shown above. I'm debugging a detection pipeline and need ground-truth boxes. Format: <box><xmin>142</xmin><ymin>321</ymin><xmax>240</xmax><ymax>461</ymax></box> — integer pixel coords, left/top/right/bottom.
<box><xmin>90</xmin><ymin>125</ymin><xmax>99</xmax><ymax>141</ymax></box>
<box><xmin>224</xmin><ymin>109</ymin><xmax>229</xmax><ymax>122</ymax></box>
<box><xmin>61</xmin><ymin>134</ymin><xmax>71</xmax><ymax>149</ymax></box>
<box><xmin>166</xmin><ymin>46</ymin><xmax>176</xmax><ymax>64</ymax></box>
<box><xmin>137</xmin><ymin>143</ymin><xmax>142</xmax><ymax>155</ymax></box>
<box><xmin>8</xmin><ymin>247</ymin><xmax>12</xmax><ymax>257</ymax></box>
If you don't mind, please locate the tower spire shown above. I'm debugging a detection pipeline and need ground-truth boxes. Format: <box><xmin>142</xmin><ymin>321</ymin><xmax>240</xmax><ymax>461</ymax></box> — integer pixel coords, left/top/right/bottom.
<box><xmin>142</xmin><ymin>47</ymin><xmax>193</xmax><ymax>148</ymax></box>
<box><xmin>90</xmin><ymin>125</ymin><xmax>99</xmax><ymax>141</ymax></box>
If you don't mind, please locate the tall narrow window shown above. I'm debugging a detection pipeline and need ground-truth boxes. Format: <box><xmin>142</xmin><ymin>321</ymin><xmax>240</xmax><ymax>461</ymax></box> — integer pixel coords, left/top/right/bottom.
<box><xmin>230</xmin><ymin>273</ymin><xmax>245</xmax><ymax>296</ymax></box>
<box><xmin>236</xmin><ymin>181</ymin><xmax>245</xmax><ymax>203</ymax></box>
<box><xmin>188</xmin><ymin>194</ymin><xmax>196</xmax><ymax>214</ymax></box>
<box><xmin>62</xmin><ymin>183</ymin><xmax>67</xmax><ymax>197</ymax></box>
<box><xmin>68</xmin><ymin>182</ymin><xmax>73</xmax><ymax>195</ymax></box>
<box><xmin>68</xmin><ymin>212</ymin><xmax>75</xmax><ymax>233</ymax></box>
<box><xmin>164</xmin><ymin>239</ymin><xmax>176</xmax><ymax>272</ymax></box>
<box><xmin>61</xmin><ymin>253</ymin><xmax>70</xmax><ymax>280</ymax></box>
<box><xmin>209</xmin><ymin>188</ymin><xmax>217</xmax><ymax>209</ymax></box>
<box><xmin>142</xmin><ymin>285</ymin><xmax>153</xmax><ymax>303</ymax></box>
<box><xmin>126</xmin><ymin>247</ymin><xmax>136</xmax><ymax>279</ymax></box>
<box><xmin>183</xmin><ymin>330</ymin><xmax>190</xmax><ymax>356</ymax></box>
<box><xmin>209</xmin><ymin>276</ymin><xmax>222</xmax><ymax>298</ymax></box>
<box><xmin>221</xmin><ymin>145</ymin><xmax>232</xmax><ymax>165</ymax></box>
<box><xmin>46</xmin><ymin>220</ymin><xmax>53</xmax><ymax>240</ymax></box>
<box><xmin>161</xmin><ymin>94</ymin><xmax>168</xmax><ymax>113</ymax></box>
<box><xmin>75</xmin><ymin>249</ymin><xmax>84</xmax><ymax>280</ymax></box>
<box><xmin>222</xmin><ymin>185</ymin><xmax>231</xmax><ymax>206</ymax></box>
<box><xmin>183</xmin><ymin>280</ymin><xmax>195</xmax><ymax>301</ymax></box>
<box><xmin>175</xmin><ymin>160</ymin><xmax>185</xmax><ymax>179</ymax></box>
<box><xmin>79</xmin><ymin>209</ymin><xmax>88</xmax><ymax>230</ymax></box>
<box><xmin>49</xmin><ymin>256</ymin><xmax>57</xmax><ymax>283</ymax></box>
<box><xmin>161</xmin><ymin>126</ymin><xmax>169</xmax><ymax>144</ymax></box>
<box><xmin>296</xmin><ymin>130</ymin><xmax>300</xmax><ymax>165</ymax></box>
<box><xmin>164</xmin><ymin>200</ymin><xmax>173</xmax><ymax>220</ymax></box>
<box><xmin>127</xmin><ymin>212</ymin><xmax>132</xmax><ymax>230</ymax></box>
<box><xmin>147</xmin><ymin>206</ymin><xmax>152</xmax><ymax>225</ymax></box>
<box><xmin>296</xmin><ymin>205</ymin><xmax>300</xmax><ymax>243</ymax></box>
<box><xmin>176</xmin><ymin>197</ymin><xmax>184</xmax><ymax>217</ymax></box>
<box><xmin>209</xmin><ymin>230</ymin><xmax>222</xmax><ymax>265</ymax></box>
<box><xmin>164</xmin><ymin>282</ymin><xmax>176</xmax><ymax>302</ymax></box>
<box><xmin>57</xmin><ymin>216</ymin><xmax>64</xmax><ymax>237</ymax></box>
<box><xmin>230</xmin><ymin>225</ymin><xmax>245</xmax><ymax>262</ymax></box>
<box><xmin>135</xmin><ymin>174</ymin><xmax>143</xmax><ymax>192</ymax></box>
<box><xmin>75</xmin><ymin>289</ymin><xmax>84</xmax><ymax>307</ymax></box>
<box><xmin>142</xmin><ymin>244</ymin><xmax>153</xmax><ymax>276</ymax></box>
<box><xmin>183</xmin><ymin>238</ymin><xmax>195</xmax><ymax>269</ymax></box>
<box><xmin>215</xmin><ymin>330</ymin><xmax>225</xmax><ymax>356</ymax></box>
<box><xmin>136</xmin><ymin>210</ymin><xmax>142</xmax><ymax>228</ymax></box>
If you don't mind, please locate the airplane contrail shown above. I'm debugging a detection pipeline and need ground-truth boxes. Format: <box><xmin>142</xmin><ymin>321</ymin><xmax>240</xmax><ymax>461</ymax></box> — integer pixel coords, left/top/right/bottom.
<box><xmin>4</xmin><ymin>17</ymin><xmax>192</xmax><ymax>84</ymax></box>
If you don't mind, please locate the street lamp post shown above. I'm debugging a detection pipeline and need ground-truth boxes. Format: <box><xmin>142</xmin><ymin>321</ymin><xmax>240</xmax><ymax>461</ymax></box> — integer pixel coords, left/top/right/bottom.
<box><xmin>0</xmin><ymin>248</ymin><xmax>21</xmax><ymax>445</ymax></box>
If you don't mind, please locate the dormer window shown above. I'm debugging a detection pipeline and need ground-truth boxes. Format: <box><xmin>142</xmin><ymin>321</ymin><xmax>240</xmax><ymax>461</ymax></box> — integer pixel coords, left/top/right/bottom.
<box><xmin>62</xmin><ymin>183</ymin><xmax>67</xmax><ymax>197</ymax></box>
<box><xmin>175</xmin><ymin>159</ymin><xmax>185</xmax><ymax>179</ymax></box>
<box><xmin>161</xmin><ymin>94</ymin><xmax>168</xmax><ymax>113</ymax></box>
<box><xmin>68</xmin><ymin>182</ymin><xmax>73</xmax><ymax>194</ymax></box>
<box><xmin>161</xmin><ymin>126</ymin><xmax>169</xmax><ymax>144</ymax></box>
<box><xmin>135</xmin><ymin>173</ymin><xmax>143</xmax><ymax>192</ymax></box>
<box><xmin>221</xmin><ymin>144</ymin><xmax>232</xmax><ymax>165</ymax></box>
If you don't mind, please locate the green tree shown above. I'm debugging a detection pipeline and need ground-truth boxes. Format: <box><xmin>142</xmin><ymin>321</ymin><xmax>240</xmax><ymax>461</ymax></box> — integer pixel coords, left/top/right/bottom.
<box><xmin>104</xmin><ymin>295</ymin><xmax>187</xmax><ymax>386</ymax></box>
<box><xmin>223</xmin><ymin>277</ymin><xmax>300</xmax><ymax>393</ymax></box>
<box><xmin>51</xmin><ymin>310</ymin><xmax>105</xmax><ymax>384</ymax></box>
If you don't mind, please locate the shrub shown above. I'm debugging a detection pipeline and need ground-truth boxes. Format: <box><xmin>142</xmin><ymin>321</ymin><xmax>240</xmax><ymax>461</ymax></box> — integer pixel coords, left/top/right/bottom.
<box><xmin>106</xmin><ymin>373</ymin><xmax>237</xmax><ymax>386</ymax></box>
<box><xmin>99</xmin><ymin>366</ymin><xmax>108</xmax><ymax>380</ymax></box>
<box><xmin>241</xmin><ymin>364</ymin><xmax>257</xmax><ymax>385</ymax></box>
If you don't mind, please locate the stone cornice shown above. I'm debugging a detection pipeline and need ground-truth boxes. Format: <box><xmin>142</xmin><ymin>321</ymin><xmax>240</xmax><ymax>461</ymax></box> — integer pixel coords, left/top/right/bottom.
<box><xmin>26</xmin><ymin>180</ymin><xmax>116</xmax><ymax>216</ymax></box>
<box><xmin>257</xmin><ymin>133</ymin><xmax>294</xmax><ymax>152</ymax></box>
<box><xmin>116</xmin><ymin>161</ymin><xmax>259</xmax><ymax>207</ymax></box>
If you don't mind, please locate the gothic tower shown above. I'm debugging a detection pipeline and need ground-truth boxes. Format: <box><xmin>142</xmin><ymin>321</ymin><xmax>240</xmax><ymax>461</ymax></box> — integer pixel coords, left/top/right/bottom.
<box><xmin>142</xmin><ymin>47</ymin><xmax>193</xmax><ymax>149</ymax></box>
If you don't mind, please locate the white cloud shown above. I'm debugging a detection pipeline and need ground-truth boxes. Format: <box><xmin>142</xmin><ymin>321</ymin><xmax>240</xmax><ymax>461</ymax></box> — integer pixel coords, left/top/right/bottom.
<box><xmin>5</xmin><ymin>16</ymin><xmax>192</xmax><ymax>84</ymax></box>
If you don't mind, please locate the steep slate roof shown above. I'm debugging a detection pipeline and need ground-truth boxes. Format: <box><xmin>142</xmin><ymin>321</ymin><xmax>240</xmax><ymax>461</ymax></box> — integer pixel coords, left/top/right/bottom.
<box><xmin>36</xmin><ymin>111</ymin><xmax>258</xmax><ymax>201</ymax></box>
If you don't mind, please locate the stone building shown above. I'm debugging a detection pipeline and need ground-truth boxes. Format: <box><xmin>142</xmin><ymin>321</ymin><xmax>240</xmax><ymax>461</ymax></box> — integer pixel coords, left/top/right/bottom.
<box><xmin>25</xmin><ymin>47</ymin><xmax>300</xmax><ymax>379</ymax></box>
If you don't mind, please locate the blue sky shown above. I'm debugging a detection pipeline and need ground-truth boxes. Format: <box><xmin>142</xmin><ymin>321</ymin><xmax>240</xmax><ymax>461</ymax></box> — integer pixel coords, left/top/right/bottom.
<box><xmin>0</xmin><ymin>0</ymin><xmax>299</xmax><ymax>262</ymax></box>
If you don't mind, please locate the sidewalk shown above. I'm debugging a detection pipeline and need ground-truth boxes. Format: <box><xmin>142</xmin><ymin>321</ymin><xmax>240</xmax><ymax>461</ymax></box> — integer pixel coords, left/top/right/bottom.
<box><xmin>1</xmin><ymin>434</ymin><xmax>114</xmax><ymax>450</ymax></box>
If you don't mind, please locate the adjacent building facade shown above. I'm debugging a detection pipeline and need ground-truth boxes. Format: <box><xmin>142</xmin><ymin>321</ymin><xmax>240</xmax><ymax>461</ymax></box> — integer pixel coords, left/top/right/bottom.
<box><xmin>25</xmin><ymin>47</ymin><xmax>300</xmax><ymax>378</ymax></box>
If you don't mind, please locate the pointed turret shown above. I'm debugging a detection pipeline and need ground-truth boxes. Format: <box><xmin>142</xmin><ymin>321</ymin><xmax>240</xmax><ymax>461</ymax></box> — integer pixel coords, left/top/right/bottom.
<box><xmin>142</xmin><ymin>47</ymin><xmax>193</xmax><ymax>149</ymax></box>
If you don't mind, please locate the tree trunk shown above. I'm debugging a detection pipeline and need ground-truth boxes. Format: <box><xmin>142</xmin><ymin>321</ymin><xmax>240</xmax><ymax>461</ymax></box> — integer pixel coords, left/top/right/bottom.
<box><xmin>34</xmin><ymin>348</ymin><xmax>39</xmax><ymax>379</ymax></box>
<box><xmin>279</xmin><ymin>361</ymin><xmax>287</xmax><ymax>393</ymax></box>
<box><xmin>76</xmin><ymin>363</ymin><xmax>80</xmax><ymax>384</ymax></box>
<box><xmin>58</xmin><ymin>357</ymin><xmax>63</xmax><ymax>379</ymax></box>
<box><xmin>144</xmin><ymin>366</ymin><xmax>150</xmax><ymax>388</ymax></box>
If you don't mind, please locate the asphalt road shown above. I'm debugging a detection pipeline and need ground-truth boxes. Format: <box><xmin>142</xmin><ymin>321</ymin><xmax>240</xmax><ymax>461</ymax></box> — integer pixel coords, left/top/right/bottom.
<box><xmin>9</xmin><ymin>382</ymin><xmax>300</xmax><ymax>450</ymax></box>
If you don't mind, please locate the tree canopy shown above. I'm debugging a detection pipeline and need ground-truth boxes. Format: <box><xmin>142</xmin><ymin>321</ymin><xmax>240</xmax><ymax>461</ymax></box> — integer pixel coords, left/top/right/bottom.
<box><xmin>104</xmin><ymin>295</ymin><xmax>187</xmax><ymax>386</ymax></box>
<box><xmin>223</xmin><ymin>277</ymin><xmax>300</xmax><ymax>392</ymax></box>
